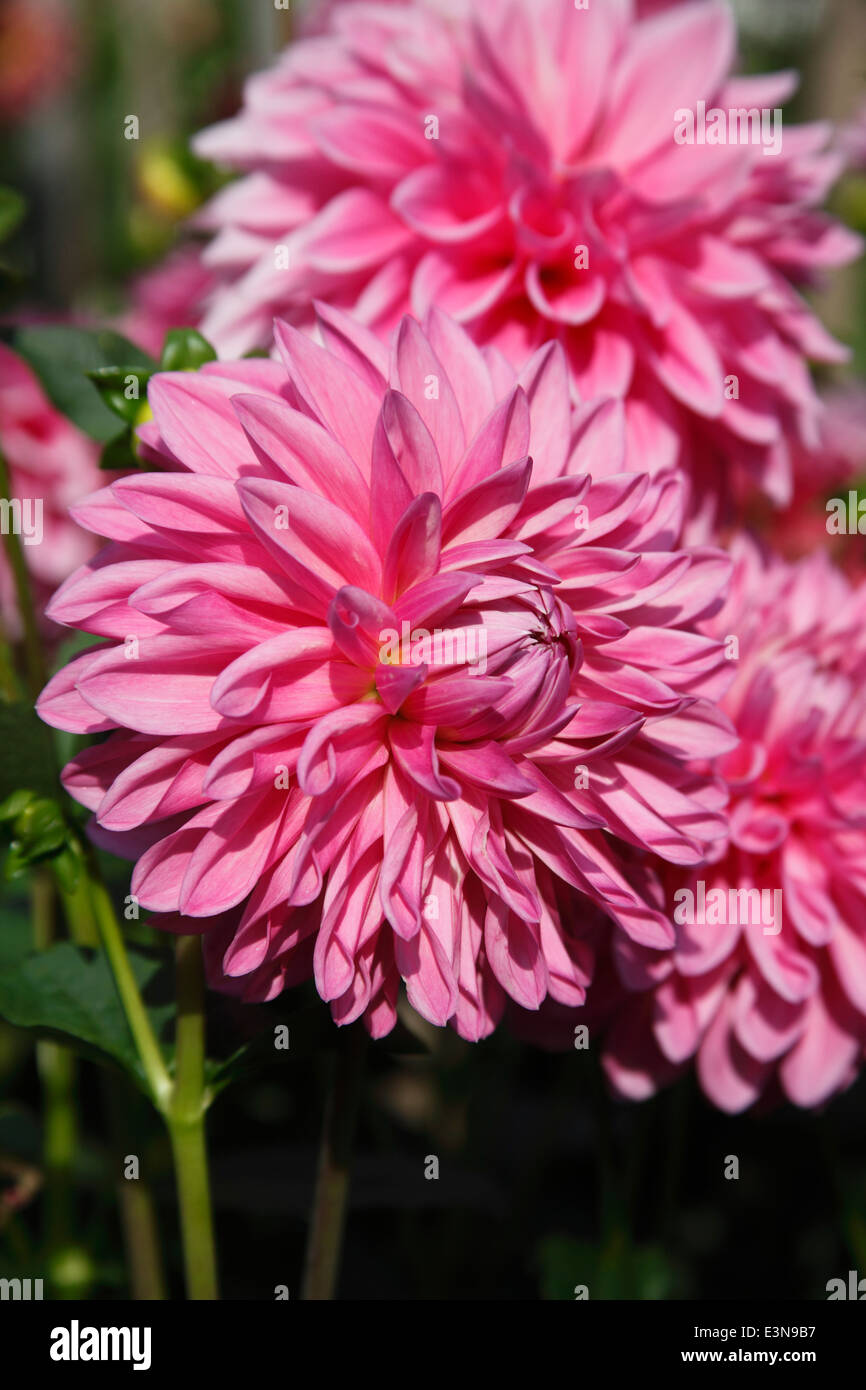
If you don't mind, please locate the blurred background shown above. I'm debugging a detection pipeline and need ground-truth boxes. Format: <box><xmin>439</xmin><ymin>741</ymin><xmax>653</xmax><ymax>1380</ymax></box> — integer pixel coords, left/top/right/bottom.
<box><xmin>0</xmin><ymin>0</ymin><xmax>865</xmax><ymax>1300</ymax></box>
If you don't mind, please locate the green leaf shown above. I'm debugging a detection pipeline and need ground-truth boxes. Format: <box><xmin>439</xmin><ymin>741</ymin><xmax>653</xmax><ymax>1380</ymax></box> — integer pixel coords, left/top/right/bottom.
<box><xmin>160</xmin><ymin>328</ymin><xmax>217</xmax><ymax>372</ymax></box>
<box><xmin>0</xmin><ymin>186</ymin><xmax>25</xmax><ymax>244</ymax></box>
<box><xmin>0</xmin><ymin>702</ymin><xmax>59</xmax><ymax>801</ymax></box>
<box><xmin>0</xmin><ymin>943</ymin><xmax>174</xmax><ymax>1091</ymax></box>
<box><xmin>13</xmin><ymin>327</ymin><xmax>157</xmax><ymax>442</ymax></box>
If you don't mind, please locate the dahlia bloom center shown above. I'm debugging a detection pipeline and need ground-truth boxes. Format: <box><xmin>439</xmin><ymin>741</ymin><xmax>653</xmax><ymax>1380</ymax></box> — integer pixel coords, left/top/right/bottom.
<box><xmin>343</xmin><ymin>537</ymin><xmax>580</xmax><ymax>748</ymax></box>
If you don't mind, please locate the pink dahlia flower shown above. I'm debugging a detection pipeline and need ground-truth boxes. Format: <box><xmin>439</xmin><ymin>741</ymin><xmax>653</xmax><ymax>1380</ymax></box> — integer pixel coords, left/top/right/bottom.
<box><xmin>599</xmin><ymin>537</ymin><xmax>866</xmax><ymax>1111</ymax></box>
<box><xmin>190</xmin><ymin>0</ymin><xmax>860</xmax><ymax>525</ymax></box>
<box><xmin>38</xmin><ymin>307</ymin><xmax>735</xmax><ymax>1039</ymax></box>
<box><xmin>0</xmin><ymin>342</ymin><xmax>102</xmax><ymax>638</ymax></box>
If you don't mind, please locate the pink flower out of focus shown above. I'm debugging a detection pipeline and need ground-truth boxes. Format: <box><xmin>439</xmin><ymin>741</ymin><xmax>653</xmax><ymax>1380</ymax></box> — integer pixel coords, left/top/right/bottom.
<box><xmin>38</xmin><ymin>306</ymin><xmax>736</xmax><ymax>1039</ymax></box>
<box><xmin>191</xmin><ymin>0</ymin><xmax>860</xmax><ymax>527</ymax></box>
<box><xmin>598</xmin><ymin>537</ymin><xmax>866</xmax><ymax>1111</ymax></box>
<box><xmin>0</xmin><ymin>342</ymin><xmax>102</xmax><ymax>638</ymax></box>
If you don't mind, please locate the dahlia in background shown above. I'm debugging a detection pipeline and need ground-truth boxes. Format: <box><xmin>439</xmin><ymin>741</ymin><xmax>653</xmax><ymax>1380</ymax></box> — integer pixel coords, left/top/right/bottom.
<box><xmin>0</xmin><ymin>342</ymin><xmax>102</xmax><ymax>639</ymax></box>
<box><xmin>38</xmin><ymin>306</ymin><xmax>735</xmax><ymax>1039</ymax></box>
<box><xmin>190</xmin><ymin>0</ymin><xmax>860</xmax><ymax>531</ymax></box>
<box><xmin>597</xmin><ymin>537</ymin><xmax>866</xmax><ymax>1112</ymax></box>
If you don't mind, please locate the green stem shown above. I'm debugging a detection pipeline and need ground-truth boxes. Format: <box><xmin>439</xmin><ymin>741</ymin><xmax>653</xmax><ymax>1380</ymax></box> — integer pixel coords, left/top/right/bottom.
<box><xmin>301</xmin><ymin>1025</ymin><xmax>367</xmax><ymax>1301</ymax></box>
<box><xmin>38</xmin><ymin>1044</ymin><xmax>78</xmax><ymax>1280</ymax></box>
<box><xmin>0</xmin><ymin>447</ymin><xmax>48</xmax><ymax>701</ymax></box>
<box><xmin>86</xmin><ymin>855</ymin><xmax>172</xmax><ymax>1111</ymax></box>
<box><xmin>57</xmin><ymin>840</ymin><xmax>219</xmax><ymax>1301</ymax></box>
<box><xmin>167</xmin><ymin>935</ymin><xmax>218</xmax><ymax>1300</ymax></box>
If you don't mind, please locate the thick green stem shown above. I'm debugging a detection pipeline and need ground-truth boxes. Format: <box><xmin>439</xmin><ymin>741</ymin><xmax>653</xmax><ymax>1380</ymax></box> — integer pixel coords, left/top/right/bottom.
<box><xmin>301</xmin><ymin>1025</ymin><xmax>367</xmax><ymax>1301</ymax></box>
<box><xmin>168</xmin><ymin>1121</ymin><xmax>218</xmax><ymax>1301</ymax></box>
<box><xmin>168</xmin><ymin>934</ymin><xmax>218</xmax><ymax>1300</ymax></box>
